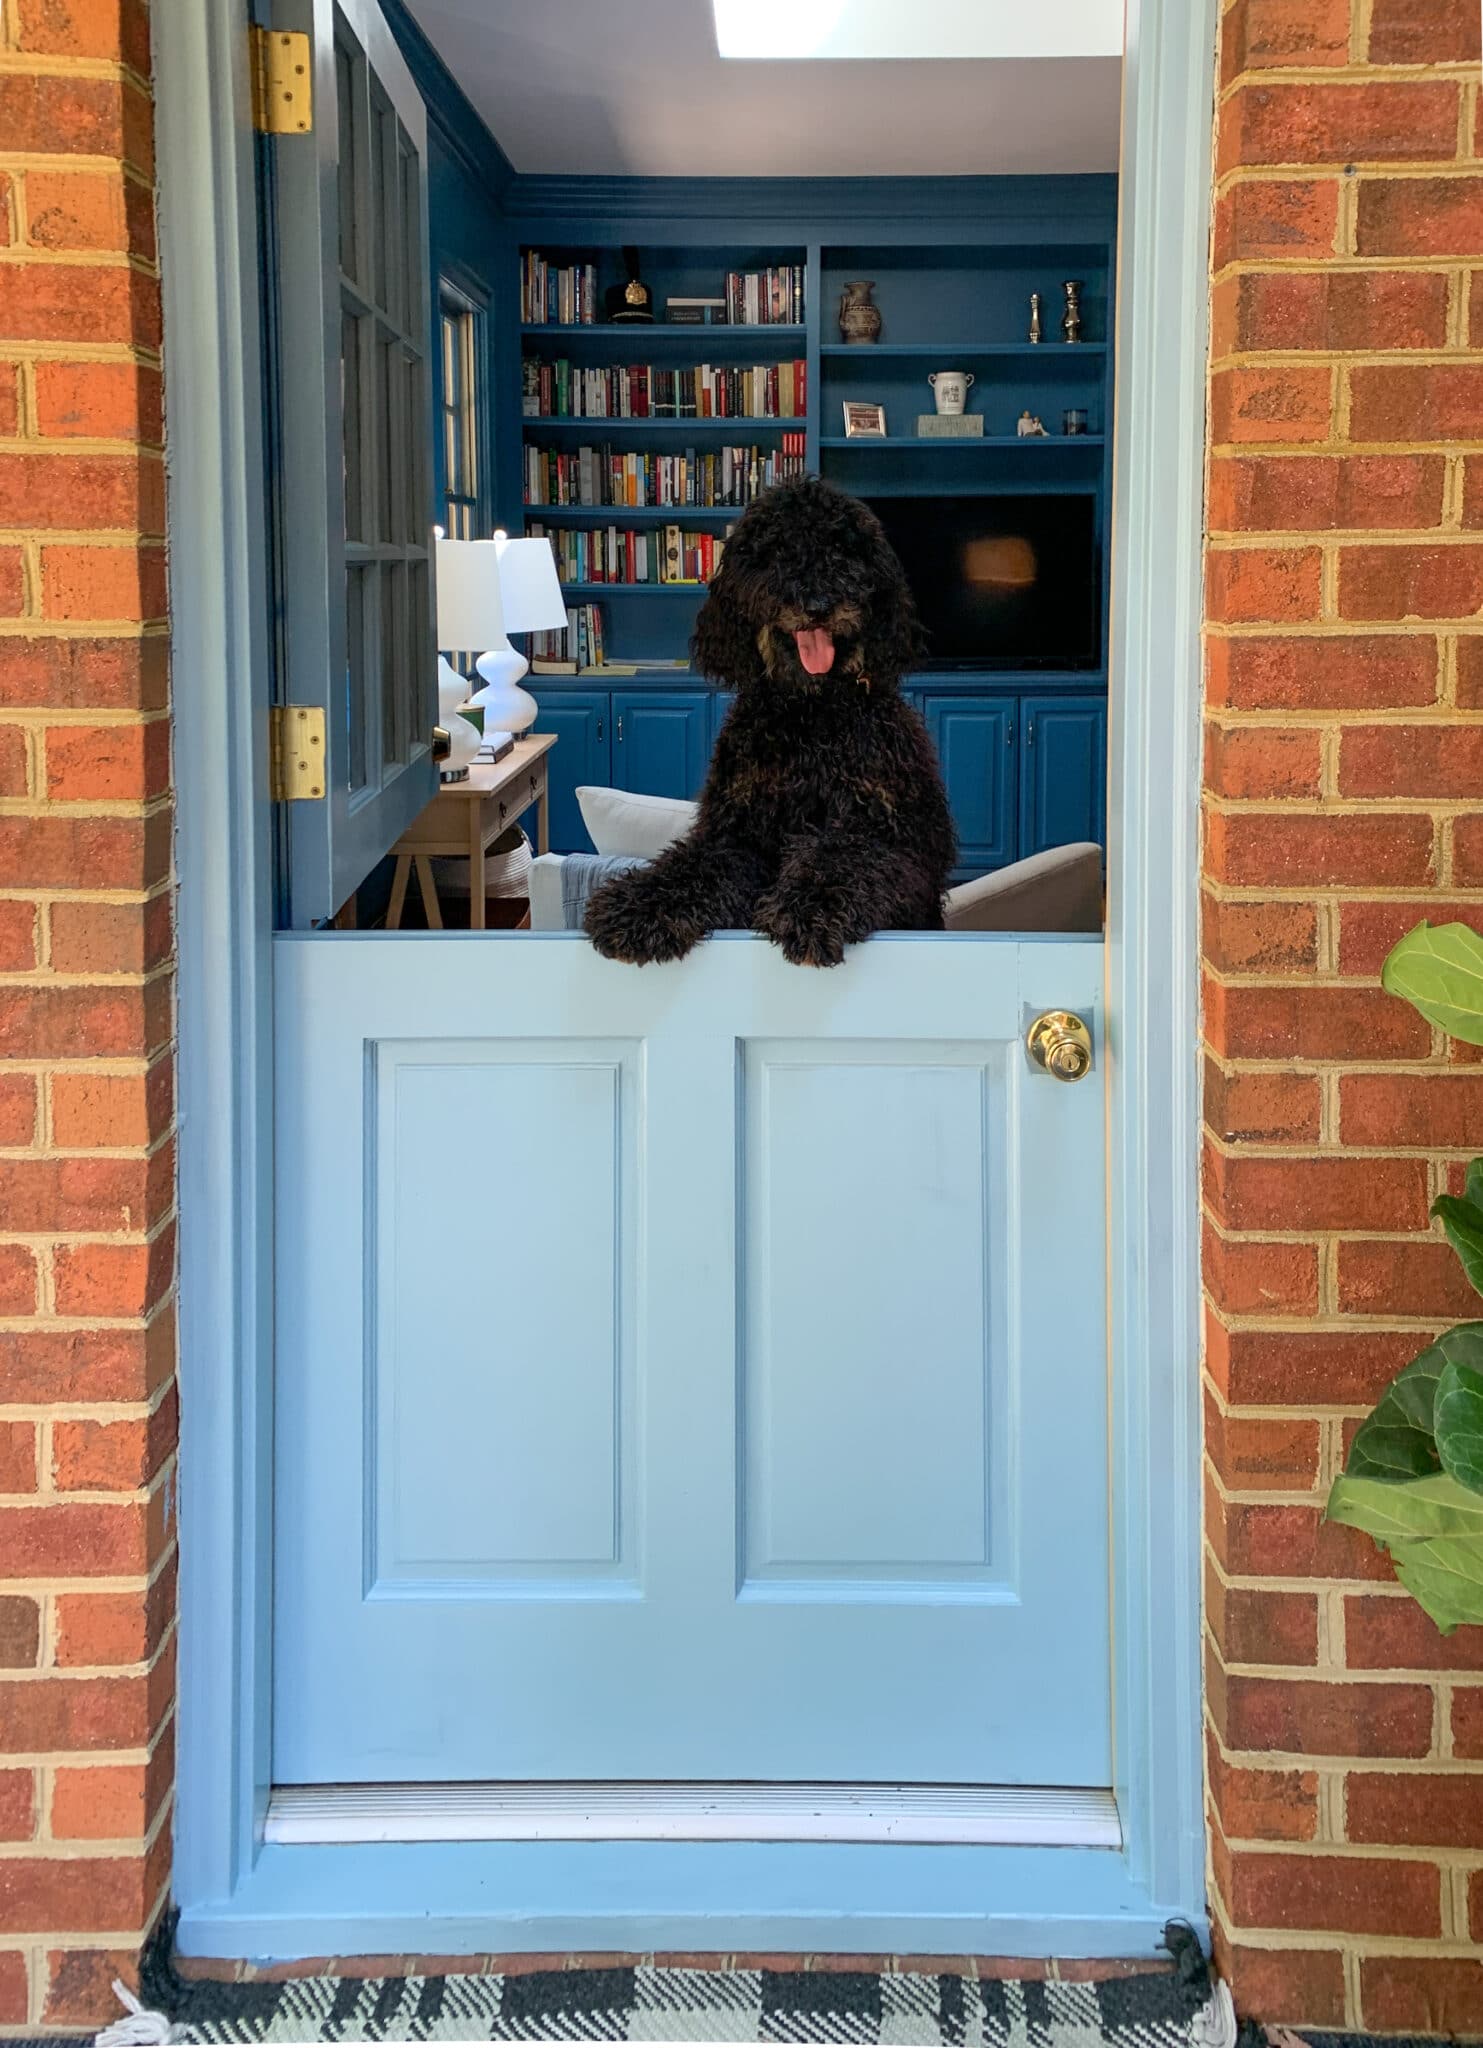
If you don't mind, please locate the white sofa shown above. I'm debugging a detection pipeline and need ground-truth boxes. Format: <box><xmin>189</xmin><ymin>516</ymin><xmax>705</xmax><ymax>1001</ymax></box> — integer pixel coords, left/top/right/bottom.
<box><xmin>528</xmin><ymin>838</ymin><xmax>1103</xmax><ymax>936</ymax></box>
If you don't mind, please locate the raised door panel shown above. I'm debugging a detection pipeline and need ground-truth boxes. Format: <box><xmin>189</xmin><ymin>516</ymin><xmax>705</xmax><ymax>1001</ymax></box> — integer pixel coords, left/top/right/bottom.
<box><xmin>922</xmin><ymin>696</ymin><xmax>1017</xmax><ymax>875</ymax></box>
<box><xmin>1020</xmin><ymin>696</ymin><xmax>1107</xmax><ymax>858</ymax></box>
<box><xmin>612</xmin><ymin>691</ymin><xmax>711</xmax><ymax>800</ymax></box>
<box><xmin>531</xmin><ymin>690</ymin><xmax>609</xmax><ymax>853</ymax></box>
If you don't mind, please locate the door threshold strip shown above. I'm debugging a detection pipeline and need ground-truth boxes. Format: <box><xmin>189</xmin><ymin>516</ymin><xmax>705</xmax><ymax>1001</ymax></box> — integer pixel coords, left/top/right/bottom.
<box><xmin>265</xmin><ymin>1781</ymin><xmax>1122</xmax><ymax>1848</ymax></box>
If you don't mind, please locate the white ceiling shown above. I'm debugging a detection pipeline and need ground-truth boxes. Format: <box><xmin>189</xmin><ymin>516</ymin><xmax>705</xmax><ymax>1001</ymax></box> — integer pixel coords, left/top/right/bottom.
<box><xmin>406</xmin><ymin>0</ymin><xmax>1123</xmax><ymax>179</ymax></box>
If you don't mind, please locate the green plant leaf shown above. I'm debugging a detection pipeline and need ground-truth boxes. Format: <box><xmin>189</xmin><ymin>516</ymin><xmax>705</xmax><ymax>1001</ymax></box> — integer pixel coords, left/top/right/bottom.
<box><xmin>1432</xmin><ymin>1191</ymin><xmax>1483</xmax><ymax>1299</ymax></box>
<box><xmin>1344</xmin><ymin>1324</ymin><xmax>1483</xmax><ymax>1483</ymax></box>
<box><xmin>1344</xmin><ymin>1342</ymin><xmax>1446</xmax><ymax>1481</ymax></box>
<box><xmin>1326</xmin><ymin>1470</ymin><xmax>1483</xmax><ymax>1633</ymax></box>
<box><xmin>1382</xmin><ymin>921</ymin><xmax>1483</xmax><ymax>1046</ymax></box>
<box><xmin>1436</xmin><ymin>1356</ymin><xmax>1483</xmax><ymax>1495</ymax></box>
<box><xmin>1389</xmin><ymin>1537</ymin><xmax>1483</xmax><ymax>1631</ymax></box>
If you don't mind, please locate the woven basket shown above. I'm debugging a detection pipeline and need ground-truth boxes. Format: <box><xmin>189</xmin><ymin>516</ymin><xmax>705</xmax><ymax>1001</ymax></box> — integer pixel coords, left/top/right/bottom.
<box><xmin>432</xmin><ymin>825</ymin><xmax>533</xmax><ymax>900</ymax></box>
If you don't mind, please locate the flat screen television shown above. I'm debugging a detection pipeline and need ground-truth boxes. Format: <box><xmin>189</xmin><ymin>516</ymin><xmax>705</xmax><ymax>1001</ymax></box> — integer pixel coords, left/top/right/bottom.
<box><xmin>864</xmin><ymin>493</ymin><xmax>1100</xmax><ymax>670</ymax></box>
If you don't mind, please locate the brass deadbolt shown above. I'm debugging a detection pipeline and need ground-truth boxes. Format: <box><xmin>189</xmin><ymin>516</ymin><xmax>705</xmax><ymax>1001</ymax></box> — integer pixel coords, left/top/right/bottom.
<box><xmin>1026</xmin><ymin>1009</ymin><xmax>1093</xmax><ymax>1082</ymax></box>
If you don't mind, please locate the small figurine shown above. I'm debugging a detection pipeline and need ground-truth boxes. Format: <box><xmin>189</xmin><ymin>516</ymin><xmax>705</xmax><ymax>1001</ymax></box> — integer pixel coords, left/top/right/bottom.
<box><xmin>1028</xmin><ymin>291</ymin><xmax>1043</xmax><ymax>344</ymax></box>
<box><xmin>1062</xmin><ymin>279</ymin><xmax>1084</xmax><ymax>344</ymax></box>
<box><xmin>1017</xmin><ymin>410</ymin><xmax>1048</xmax><ymax>437</ymax></box>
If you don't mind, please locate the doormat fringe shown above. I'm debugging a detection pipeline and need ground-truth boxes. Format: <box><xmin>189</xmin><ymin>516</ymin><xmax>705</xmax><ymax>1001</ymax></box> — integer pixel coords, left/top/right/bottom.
<box><xmin>75</xmin><ymin>1922</ymin><xmax>1279</xmax><ymax>2048</ymax></box>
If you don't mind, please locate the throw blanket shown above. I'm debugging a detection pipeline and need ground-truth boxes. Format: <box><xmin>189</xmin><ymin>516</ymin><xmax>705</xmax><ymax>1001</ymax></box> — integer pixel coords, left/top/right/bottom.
<box><xmin>560</xmin><ymin>852</ymin><xmax>648</xmax><ymax>929</ymax></box>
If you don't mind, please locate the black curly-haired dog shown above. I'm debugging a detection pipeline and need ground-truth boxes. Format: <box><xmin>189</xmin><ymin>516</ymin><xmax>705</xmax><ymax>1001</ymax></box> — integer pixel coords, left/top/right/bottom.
<box><xmin>584</xmin><ymin>475</ymin><xmax>956</xmax><ymax>968</ymax></box>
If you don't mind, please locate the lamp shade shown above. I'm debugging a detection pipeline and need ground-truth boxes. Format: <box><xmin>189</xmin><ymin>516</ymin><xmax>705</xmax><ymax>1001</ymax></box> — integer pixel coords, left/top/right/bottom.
<box><xmin>436</xmin><ymin>537</ymin><xmax>504</xmax><ymax>654</ymax></box>
<box><xmin>494</xmin><ymin>534</ymin><xmax>567</xmax><ymax>633</ymax></box>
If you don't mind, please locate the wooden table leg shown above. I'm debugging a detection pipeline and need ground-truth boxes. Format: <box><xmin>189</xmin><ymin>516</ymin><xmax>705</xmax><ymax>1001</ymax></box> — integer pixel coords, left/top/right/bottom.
<box><xmin>415</xmin><ymin>856</ymin><xmax>443</xmax><ymax>931</ymax></box>
<box><xmin>537</xmin><ymin>786</ymin><xmax>549</xmax><ymax>856</ymax></box>
<box><xmin>470</xmin><ymin>801</ymin><xmax>486</xmax><ymax>931</ymax></box>
<box><xmin>387</xmin><ymin>854</ymin><xmax>412</xmax><ymax>931</ymax></box>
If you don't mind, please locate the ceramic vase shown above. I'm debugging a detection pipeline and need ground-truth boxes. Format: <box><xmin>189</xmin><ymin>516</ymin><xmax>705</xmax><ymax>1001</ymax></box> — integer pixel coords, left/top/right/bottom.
<box><xmin>838</xmin><ymin>281</ymin><xmax>882</xmax><ymax>345</ymax></box>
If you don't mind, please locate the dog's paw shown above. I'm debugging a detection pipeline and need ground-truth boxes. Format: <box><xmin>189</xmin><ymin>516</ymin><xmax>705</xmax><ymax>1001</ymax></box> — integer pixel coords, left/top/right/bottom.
<box><xmin>757</xmin><ymin>891</ymin><xmax>850</xmax><ymax>969</ymax></box>
<box><xmin>584</xmin><ymin>877</ymin><xmax>704</xmax><ymax>965</ymax></box>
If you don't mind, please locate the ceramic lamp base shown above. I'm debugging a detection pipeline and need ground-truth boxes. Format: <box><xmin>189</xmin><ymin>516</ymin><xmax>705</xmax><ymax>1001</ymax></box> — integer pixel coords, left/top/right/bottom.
<box><xmin>470</xmin><ymin>639</ymin><xmax>538</xmax><ymax>736</ymax></box>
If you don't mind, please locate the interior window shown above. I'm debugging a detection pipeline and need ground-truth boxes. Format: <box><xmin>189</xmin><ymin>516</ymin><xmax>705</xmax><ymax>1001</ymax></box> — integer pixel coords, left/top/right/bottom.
<box><xmin>440</xmin><ymin>295</ymin><xmax>479</xmax><ymax>543</ymax></box>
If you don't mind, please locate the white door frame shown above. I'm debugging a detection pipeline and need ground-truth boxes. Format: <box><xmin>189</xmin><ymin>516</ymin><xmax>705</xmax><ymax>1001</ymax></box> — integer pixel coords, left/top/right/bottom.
<box><xmin>158</xmin><ymin>0</ymin><xmax>1215</xmax><ymax>1953</ymax></box>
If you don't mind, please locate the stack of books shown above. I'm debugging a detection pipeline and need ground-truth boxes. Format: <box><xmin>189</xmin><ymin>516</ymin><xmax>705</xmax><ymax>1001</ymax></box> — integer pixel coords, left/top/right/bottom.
<box><xmin>524</xmin><ymin>437</ymin><xmax>806</xmax><ymax>510</ymax></box>
<box><xmin>521</xmin><ymin>252</ymin><xmax>597</xmax><ymax>325</ymax></box>
<box><xmin>724</xmin><ymin>266</ymin><xmax>804</xmax><ymax>324</ymax></box>
<box><xmin>522</xmin><ymin>358</ymin><xmax>806</xmax><ymax>420</ymax></box>
<box><xmin>528</xmin><ymin>522</ymin><xmax>731</xmax><ymax>588</ymax></box>
<box><xmin>530</xmin><ymin>601</ymin><xmax>605</xmax><ymax>670</ymax></box>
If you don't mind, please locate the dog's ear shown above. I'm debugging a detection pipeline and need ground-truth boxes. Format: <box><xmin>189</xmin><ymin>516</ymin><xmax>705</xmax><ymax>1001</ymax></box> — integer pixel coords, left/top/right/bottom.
<box><xmin>863</xmin><ymin>540</ymin><xmax>925</xmax><ymax>682</ymax></box>
<box><xmin>692</xmin><ymin>560</ymin><xmax>764</xmax><ymax>686</ymax></box>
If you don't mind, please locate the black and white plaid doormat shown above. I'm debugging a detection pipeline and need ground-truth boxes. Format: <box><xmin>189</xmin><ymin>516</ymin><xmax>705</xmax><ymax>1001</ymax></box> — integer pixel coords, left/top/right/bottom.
<box><xmin>88</xmin><ymin>1934</ymin><xmax>1226</xmax><ymax>2048</ymax></box>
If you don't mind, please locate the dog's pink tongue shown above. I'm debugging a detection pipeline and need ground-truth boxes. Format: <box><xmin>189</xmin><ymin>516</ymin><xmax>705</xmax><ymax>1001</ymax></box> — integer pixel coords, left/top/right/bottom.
<box><xmin>795</xmin><ymin>627</ymin><xmax>835</xmax><ymax>675</ymax></box>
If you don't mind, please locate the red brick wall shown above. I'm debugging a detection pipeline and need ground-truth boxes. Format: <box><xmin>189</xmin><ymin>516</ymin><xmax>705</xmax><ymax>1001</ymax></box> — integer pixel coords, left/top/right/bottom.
<box><xmin>1204</xmin><ymin>0</ymin><xmax>1483</xmax><ymax>2031</ymax></box>
<box><xmin>0</xmin><ymin>0</ymin><xmax>176</xmax><ymax>2032</ymax></box>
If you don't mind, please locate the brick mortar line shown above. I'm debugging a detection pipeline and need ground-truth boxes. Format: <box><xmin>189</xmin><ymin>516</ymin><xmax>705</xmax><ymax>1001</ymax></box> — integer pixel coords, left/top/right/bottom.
<box><xmin>1218</xmin><ymin>63</ymin><xmax>1479</xmax><ymax>94</ymax></box>
<box><xmin>0</xmin><ymin>341</ymin><xmax>162</xmax><ymax>367</ymax></box>
<box><xmin>0</xmin><ymin>529</ymin><xmax>166</xmax><ymax>548</ymax></box>
<box><xmin>1206</xmin><ymin>616</ymin><xmax>1454</xmax><ymax>634</ymax></box>
<box><xmin>1204</xmin><ymin>1132</ymin><xmax>1483</xmax><ymax>1158</ymax></box>
<box><xmin>1210</xmin><ymin>533</ymin><xmax>1483</xmax><ymax>550</ymax></box>
<box><xmin>0</xmin><ymin>250</ymin><xmax>159</xmax><ymax>282</ymax></box>
<box><xmin>1207</xmin><ymin>444</ymin><xmax>1483</xmax><ymax>460</ymax></box>
<box><xmin>0</xmin><ymin>1793</ymin><xmax>172</xmax><ymax>1863</ymax></box>
<box><xmin>1201</xmin><ymin>1374</ymin><xmax>1391</xmax><ymax>1419</ymax></box>
<box><xmin>0</xmin><ymin>438</ymin><xmax>166</xmax><ymax>459</ymax></box>
<box><xmin>1200</xmin><ymin>878</ymin><xmax>1479</xmax><ymax>899</ymax></box>
<box><xmin>1203</xmin><ymin>708</ymin><xmax>1483</xmax><ymax>724</ymax></box>
<box><xmin>1206</xmin><ymin>794</ymin><xmax>1483</xmax><ymax>811</ymax></box>
<box><xmin>1215</xmin><ymin>155</ymin><xmax>1476</xmax><ymax>185</ymax></box>
<box><xmin>1211</xmin><ymin>349</ymin><xmax>1483</xmax><ymax>371</ymax></box>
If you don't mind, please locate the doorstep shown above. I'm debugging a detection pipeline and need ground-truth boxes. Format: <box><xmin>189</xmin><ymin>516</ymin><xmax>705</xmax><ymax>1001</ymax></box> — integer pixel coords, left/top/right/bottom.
<box><xmin>173</xmin><ymin>1952</ymin><xmax>1173</xmax><ymax>1984</ymax></box>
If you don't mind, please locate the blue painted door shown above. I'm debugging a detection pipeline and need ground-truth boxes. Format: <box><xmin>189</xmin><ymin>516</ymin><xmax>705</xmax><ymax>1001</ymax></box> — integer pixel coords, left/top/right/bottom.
<box><xmin>531</xmin><ymin>691</ymin><xmax>610</xmax><ymax>853</ymax></box>
<box><xmin>273</xmin><ymin>932</ymin><xmax>1111</xmax><ymax>1786</ymax></box>
<box><xmin>271</xmin><ymin>0</ymin><xmax>437</xmax><ymax>926</ymax></box>
<box><xmin>922</xmin><ymin>696</ymin><xmax>1017</xmax><ymax>875</ymax></box>
<box><xmin>613</xmin><ymin>691</ymin><xmax>711</xmax><ymax>800</ymax></box>
<box><xmin>1020</xmin><ymin>696</ymin><xmax>1107</xmax><ymax>857</ymax></box>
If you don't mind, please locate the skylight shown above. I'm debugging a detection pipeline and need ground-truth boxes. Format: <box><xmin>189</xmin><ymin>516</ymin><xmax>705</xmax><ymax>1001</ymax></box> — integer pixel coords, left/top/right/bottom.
<box><xmin>712</xmin><ymin>0</ymin><xmax>1123</xmax><ymax>60</ymax></box>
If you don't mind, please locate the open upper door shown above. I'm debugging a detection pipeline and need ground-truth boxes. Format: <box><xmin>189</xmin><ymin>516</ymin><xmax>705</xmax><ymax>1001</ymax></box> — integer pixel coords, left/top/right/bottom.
<box><xmin>266</xmin><ymin>0</ymin><xmax>437</xmax><ymax>926</ymax></box>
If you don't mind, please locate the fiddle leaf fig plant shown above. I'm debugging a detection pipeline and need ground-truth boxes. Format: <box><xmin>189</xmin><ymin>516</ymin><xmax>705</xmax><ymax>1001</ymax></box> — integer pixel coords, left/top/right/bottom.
<box><xmin>1324</xmin><ymin>923</ymin><xmax>1483</xmax><ymax>1632</ymax></box>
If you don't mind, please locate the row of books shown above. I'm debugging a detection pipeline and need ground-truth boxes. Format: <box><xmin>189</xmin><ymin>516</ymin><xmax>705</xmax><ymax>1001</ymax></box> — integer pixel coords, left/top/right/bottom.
<box><xmin>529</xmin><ymin>521</ymin><xmax>731</xmax><ymax>588</ymax></box>
<box><xmin>521</xmin><ymin>254</ymin><xmax>598</xmax><ymax>326</ymax></box>
<box><xmin>529</xmin><ymin>601</ymin><xmax>605</xmax><ymax>669</ymax></box>
<box><xmin>726</xmin><ymin>266</ymin><xmax>804</xmax><ymax>325</ymax></box>
<box><xmin>522</xmin><ymin>358</ymin><xmax>807</xmax><ymax>421</ymax></box>
<box><xmin>523</xmin><ymin>436</ymin><xmax>807</xmax><ymax>511</ymax></box>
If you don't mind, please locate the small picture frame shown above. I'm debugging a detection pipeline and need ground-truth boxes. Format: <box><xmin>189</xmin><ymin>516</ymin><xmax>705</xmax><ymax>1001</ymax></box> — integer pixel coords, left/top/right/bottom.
<box><xmin>843</xmin><ymin>401</ymin><xmax>887</xmax><ymax>438</ymax></box>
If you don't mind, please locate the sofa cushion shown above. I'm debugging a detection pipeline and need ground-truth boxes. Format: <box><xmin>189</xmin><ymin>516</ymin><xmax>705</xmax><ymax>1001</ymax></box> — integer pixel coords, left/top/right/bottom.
<box><xmin>577</xmin><ymin>786</ymin><xmax>698</xmax><ymax>859</ymax></box>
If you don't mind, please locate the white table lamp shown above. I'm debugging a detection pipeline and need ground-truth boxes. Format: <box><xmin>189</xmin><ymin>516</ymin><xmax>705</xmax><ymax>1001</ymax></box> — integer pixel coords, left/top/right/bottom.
<box><xmin>466</xmin><ymin>531</ymin><xmax>568</xmax><ymax>740</ymax></box>
<box><xmin>434</xmin><ymin>536</ymin><xmax>503</xmax><ymax>781</ymax></box>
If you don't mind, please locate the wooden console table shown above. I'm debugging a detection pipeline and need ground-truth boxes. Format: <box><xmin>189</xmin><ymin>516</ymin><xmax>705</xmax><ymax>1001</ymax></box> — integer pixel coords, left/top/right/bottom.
<box><xmin>386</xmin><ymin>732</ymin><xmax>556</xmax><ymax>931</ymax></box>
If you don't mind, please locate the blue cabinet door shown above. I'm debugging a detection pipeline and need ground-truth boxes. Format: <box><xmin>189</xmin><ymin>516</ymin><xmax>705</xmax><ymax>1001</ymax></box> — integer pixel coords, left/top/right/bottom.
<box><xmin>922</xmin><ymin>696</ymin><xmax>1017</xmax><ymax>876</ymax></box>
<box><xmin>613</xmin><ymin>691</ymin><xmax>711</xmax><ymax>800</ymax></box>
<box><xmin>531</xmin><ymin>691</ymin><xmax>610</xmax><ymax>854</ymax></box>
<box><xmin>1020</xmin><ymin>695</ymin><xmax>1107</xmax><ymax>857</ymax></box>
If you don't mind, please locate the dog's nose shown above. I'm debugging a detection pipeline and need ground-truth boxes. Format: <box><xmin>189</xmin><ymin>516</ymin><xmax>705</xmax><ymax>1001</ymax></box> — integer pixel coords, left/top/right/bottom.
<box><xmin>804</xmin><ymin>596</ymin><xmax>832</xmax><ymax>621</ymax></box>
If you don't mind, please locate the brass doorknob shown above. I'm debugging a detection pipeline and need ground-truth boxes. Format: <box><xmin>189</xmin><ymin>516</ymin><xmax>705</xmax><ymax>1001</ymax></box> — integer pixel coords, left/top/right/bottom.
<box><xmin>1026</xmin><ymin>1009</ymin><xmax>1093</xmax><ymax>1082</ymax></box>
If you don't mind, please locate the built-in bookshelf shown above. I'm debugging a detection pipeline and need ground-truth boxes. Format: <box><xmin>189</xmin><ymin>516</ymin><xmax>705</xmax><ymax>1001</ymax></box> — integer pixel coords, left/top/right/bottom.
<box><xmin>509</xmin><ymin>228</ymin><xmax>1113</xmax><ymax>674</ymax></box>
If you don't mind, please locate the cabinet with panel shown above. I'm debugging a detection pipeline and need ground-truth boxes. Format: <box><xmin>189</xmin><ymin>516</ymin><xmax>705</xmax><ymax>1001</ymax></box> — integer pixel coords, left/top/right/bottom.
<box><xmin>921</xmin><ymin>695</ymin><xmax>1017</xmax><ymax>878</ymax></box>
<box><xmin>530</xmin><ymin>690</ymin><xmax>610</xmax><ymax>854</ymax></box>
<box><xmin>1019</xmin><ymin>694</ymin><xmax>1107</xmax><ymax>859</ymax></box>
<box><xmin>612</xmin><ymin>691</ymin><xmax>712</xmax><ymax>801</ymax></box>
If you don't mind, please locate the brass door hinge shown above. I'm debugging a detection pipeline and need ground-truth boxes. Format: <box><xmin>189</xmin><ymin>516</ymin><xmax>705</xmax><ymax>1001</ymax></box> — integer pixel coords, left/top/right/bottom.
<box><xmin>251</xmin><ymin>26</ymin><xmax>312</xmax><ymax>134</ymax></box>
<box><xmin>270</xmin><ymin>705</ymin><xmax>326</xmax><ymax>801</ymax></box>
